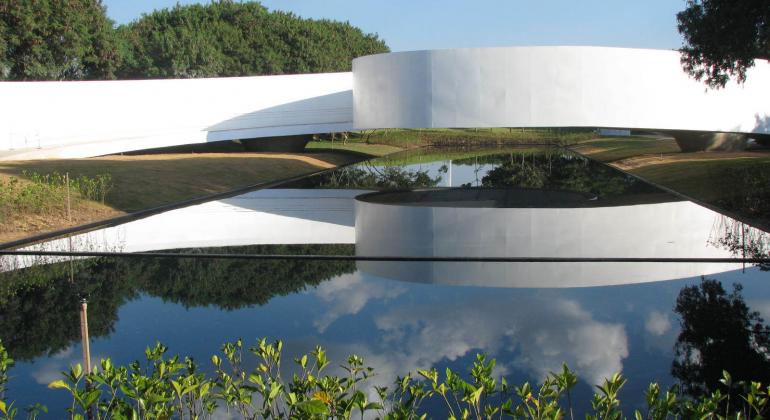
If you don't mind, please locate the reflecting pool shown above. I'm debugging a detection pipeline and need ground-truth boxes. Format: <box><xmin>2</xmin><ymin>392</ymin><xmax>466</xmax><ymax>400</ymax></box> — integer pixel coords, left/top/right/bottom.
<box><xmin>1</xmin><ymin>146</ymin><xmax>768</xmax><ymax>416</ymax></box>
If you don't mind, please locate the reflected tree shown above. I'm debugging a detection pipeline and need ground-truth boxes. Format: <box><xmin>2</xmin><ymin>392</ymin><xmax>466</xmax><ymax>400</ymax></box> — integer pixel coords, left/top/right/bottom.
<box><xmin>0</xmin><ymin>259</ymin><xmax>135</xmax><ymax>360</ymax></box>
<box><xmin>308</xmin><ymin>165</ymin><xmax>441</xmax><ymax>190</ymax></box>
<box><xmin>0</xmin><ymin>244</ymin><xmax>355</xmax><ymax>360</ymax></box>
<box><xmin>133</xmin><ymin>245</ymin><xmax>355</xmax><ymax>309</ymax></box>
<box><xmin>480</xmin><ymin>153</ymin><xmax>648</xmax><ymax>197</ymax></box>
<box><xmin>710</xmin><ymin>216</ymin><xmax>770</xmax><ymax>271</ymax></box>
<box><xmin>673</xmin><ymin>278</ymin><xmax>770</xmax><ymax>402</ymax></box>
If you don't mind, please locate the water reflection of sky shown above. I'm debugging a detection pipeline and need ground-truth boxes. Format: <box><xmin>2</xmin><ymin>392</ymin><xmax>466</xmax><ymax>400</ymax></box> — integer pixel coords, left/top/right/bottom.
<box><xmin>6</xmin><ymin>262</ymin><xmax>770</xmax><ymax>415</ymax></box>
<box><xmin>376</xmin><ymin>160</ymin><xmax>498</xmax><ymax>187</ymax></box>
<box><xmin>3</xmin><ymin>147</ymin><xmax>770</xmax><ymax>416</ymax></box>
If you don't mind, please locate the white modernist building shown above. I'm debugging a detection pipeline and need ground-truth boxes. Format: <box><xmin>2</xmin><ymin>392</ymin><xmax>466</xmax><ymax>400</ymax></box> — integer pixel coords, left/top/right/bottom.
<box><xmin>1</xmin><ymin>46</ymin><xmax>769</xmax><ymax>160</ymax></box>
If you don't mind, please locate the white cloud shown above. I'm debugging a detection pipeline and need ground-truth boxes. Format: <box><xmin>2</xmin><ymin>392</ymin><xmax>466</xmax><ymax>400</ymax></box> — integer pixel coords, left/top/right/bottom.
<box><xmin>313</xmin><ymin>273</ymin><xmax>405</xmax><ymax>332</ymax></box>
<box><xmin>645</xmin><ymin>311</ymin><xmax>672</xmax><ymax>336</ymax></box>
<box><xmin>324</xmin><ymin>295</ymin><xmax>632</xmax><ymax>386</ymax></box>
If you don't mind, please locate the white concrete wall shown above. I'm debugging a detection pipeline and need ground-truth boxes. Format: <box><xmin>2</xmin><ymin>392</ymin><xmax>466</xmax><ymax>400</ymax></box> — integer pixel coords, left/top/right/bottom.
<box><xmin>3</xmin><ymin>46</ymin><xmax>769</xmax><ymax>160</ymax></box>
<box><xmin>355</xmin><ymin>197</ymin><xmax>752</xmax><ymax>287</ymax></box>
<box><xmin>0</xmin><ymin>73</ymin><xmax>353</xmax><ymax>160</ymax></box>
<box><xmin>353</xmin><ymin>46</ymin><xmax>770</xmax><ymax>134</ymax></box>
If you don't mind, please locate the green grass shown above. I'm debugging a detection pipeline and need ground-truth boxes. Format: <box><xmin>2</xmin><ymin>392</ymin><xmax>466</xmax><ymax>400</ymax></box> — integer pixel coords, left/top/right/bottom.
<box><xmin>629</xmin><ymin>157</ymin><xmax>770</xmax><ymax>203</ymax></box>
<box><xmin>0</xmin><ymin>151</ymin><xmax>362</xmax><ymax>243</ymax></box>
<box><xmin>321</xmin><ymin>128</ymin><xmax>599</xmax><ymax>150</ymax></box>
<box><xmin>368</xmin><ymin>146</ymin><xmax>563</xmax><ymax>166</ymax></box>
<box><xmin>571</xmin><ymin>137</ymin><xmax>681</xmax><ymax>162</ymax></box>
<box><xmin>306</xmin><ymin>141</ymin><xmax>403</xmax><ymax>157</ymax></box>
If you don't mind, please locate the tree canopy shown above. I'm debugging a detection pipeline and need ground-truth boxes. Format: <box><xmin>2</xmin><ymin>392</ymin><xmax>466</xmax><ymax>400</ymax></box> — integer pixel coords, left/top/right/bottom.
<box><xmin>677</xmin><ymin>0</ymin><xmax>770</xmax><ymax>87</ymax></box>
<box><xmin>0</xmin><ymin>0</ymin><xmax>118</xmax><ymax>80</ymax></box>
<box><xmin>0</xmin><ymin>0</ymin><xmax>389</xmax><ymax>81</ymax></box>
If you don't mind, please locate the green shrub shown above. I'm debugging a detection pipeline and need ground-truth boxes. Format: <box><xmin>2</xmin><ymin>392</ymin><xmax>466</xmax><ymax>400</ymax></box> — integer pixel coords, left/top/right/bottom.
<box><xmin>0</xmin><ymin>172</ymin><xmax>113</xmax><ymax>225</ymax></box>
<box><xmin>0</xmin><ymin>338</ymin><xmax>768</xmax><ymax>419</ymax></box>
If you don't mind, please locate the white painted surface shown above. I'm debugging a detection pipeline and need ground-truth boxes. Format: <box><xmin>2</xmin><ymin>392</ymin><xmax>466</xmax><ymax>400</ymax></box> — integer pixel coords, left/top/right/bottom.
<box><xmin>0</xmin><ymin>189</ymin><xmax>360</xmax><ymax>271</ymax></box>
<box><xmin>2</xmin><ymin>46</ymin><xmax>769</xmax><ymax>160</ymax></box>
<box><xmin>355</xmin><ymin>198</ymin><xmax>753</xmax><ymax>287</ymax></box>
<box><xmin>0</xmin><ymin>73</ymin><xmax>353</xmax><ymax>160</ymax></box>
<box><xmin>0</xmin><ymin>187</ymin><xmax>757</xmax><ymax>287</ymax></box>
<box><xmin>353</xmin><ymin>46</ymin><xmax>770</xmax><ymax>134</ymax></box>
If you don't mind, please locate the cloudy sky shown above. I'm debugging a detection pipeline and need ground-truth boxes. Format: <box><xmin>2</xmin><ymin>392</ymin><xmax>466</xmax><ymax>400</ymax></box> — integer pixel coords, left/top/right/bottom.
<box><xmin>102</xmin><ymin>0</ymin><xmax>686</xmax><ymax>52</ymax></box>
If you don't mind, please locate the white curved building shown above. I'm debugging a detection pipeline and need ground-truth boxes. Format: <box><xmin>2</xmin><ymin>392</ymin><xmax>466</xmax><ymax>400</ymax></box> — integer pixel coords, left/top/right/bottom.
<box><xmin>1</xmin><ymin>46</ymin><xmax>769</xmax><ymax>160</ymax></box>
<box><xmin>353</xmin><ymin>46</ymin><xmax>770</xmax><ymax>135</ymax></box>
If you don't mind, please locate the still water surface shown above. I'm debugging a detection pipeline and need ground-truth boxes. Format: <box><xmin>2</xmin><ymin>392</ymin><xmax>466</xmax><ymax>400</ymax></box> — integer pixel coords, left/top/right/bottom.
<box><xmin>1</xmin><ymin>146</ymin><xmax>768</xmax><ymax>415</ymax></box>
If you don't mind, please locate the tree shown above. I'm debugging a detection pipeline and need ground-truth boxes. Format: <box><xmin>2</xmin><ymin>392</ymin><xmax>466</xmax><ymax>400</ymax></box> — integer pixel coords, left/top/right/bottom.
<box><xmin>672</xmin><ymin>278</ymin><xmax>770</xmax><ymax>402</ymax></box>
<box><xmin>115</xmin><ymin>1</ymin><xmax>389</xmax><ymax>79</ymax></box>
<box><xmin>0</xmin><ymin>0</ymin><xmax>119</xmax><ymax>80</ymax></box>
<box><xmin>677</xmin><ymin>0</ymin><xmax>770</xmax><ymax>87</ymax></box>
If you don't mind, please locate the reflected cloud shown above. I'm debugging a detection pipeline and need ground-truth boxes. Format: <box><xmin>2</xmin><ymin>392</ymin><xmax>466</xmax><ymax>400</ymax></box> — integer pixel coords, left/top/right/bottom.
<box><xmin>31</xmin><ymin>347</ymin><xmax>105</xmax><ymax>386</ymax></box>
<box><xmin>346</xmin><ymin>296</ymin><xmax>631</xmax><ymax>386</ymax></box>
<box><xmin>645</xmin><ymin>311</ymin><xmax>673</xmax><ymax>336</ymax></box>
<box><xmin>313</xmin><ymin>273</ymin><xmax>405</xmax><ymax>332</ymax></box>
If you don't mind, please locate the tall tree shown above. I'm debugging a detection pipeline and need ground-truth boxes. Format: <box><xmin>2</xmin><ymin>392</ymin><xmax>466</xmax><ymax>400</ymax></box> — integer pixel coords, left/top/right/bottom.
<box><xmin>115</xmin><ymin>1</ymin><xmax>389</xmax><ymax>79</ymax></box>
<box><xmin>677</xmin><ymin>0</ymin><xmax>770</xmax><ymax>87</ymax></box>
<box><xmin>0</xmin><ymin>0</ymin><xmax>119</xmax><ymax>80</ymax></box>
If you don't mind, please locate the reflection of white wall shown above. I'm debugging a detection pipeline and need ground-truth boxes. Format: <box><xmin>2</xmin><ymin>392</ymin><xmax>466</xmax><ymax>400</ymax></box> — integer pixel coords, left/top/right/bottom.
<box><xmin>354</xmin><ymin>46</ymin><xmax>770</xmax><ymax>134</ymax></box>
<box><xmin>0</xmin><ymin>73</ymin><xmax>352</xmax><ymax>160</ymax></box>
<box><xmin>1</xmin><ymin>189</ymin><xmax>360</xmax><ymax>270</ymax></box>
<box><xmin>355</xmin><ymin>199</ymin><xmax>749</xmax><ymax>286</ymax></box>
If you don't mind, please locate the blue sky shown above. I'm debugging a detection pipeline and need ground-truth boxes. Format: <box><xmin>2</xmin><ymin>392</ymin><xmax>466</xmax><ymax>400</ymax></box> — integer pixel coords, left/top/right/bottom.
<box><xmin>103</xmin><ymin>0</ymin><xmax>686</xmax><ymax>52</ymax></box>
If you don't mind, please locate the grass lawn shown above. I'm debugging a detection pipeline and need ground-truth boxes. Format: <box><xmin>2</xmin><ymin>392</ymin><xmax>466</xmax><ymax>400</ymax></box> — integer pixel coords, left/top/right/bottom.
<box><xmin>627</xmin><ymin>156</ymin><xmax>770</xmax><ymax>203</ymax></box>
<box><xmin>306</xmin><ymin>141</ymin><xmax>403</xmax><ymax>157</ymax></box>
<box><xmin>321</xmin><ymin>128</ymin><xmax>598</xmax><ymax>149</ymax></box>
<box><xmin>0</xmin><ymin>151</ymin><xmax>361</xmax><ymax>244</ymax></box>
<box><xmin>570</xmin><ymin>137</ymin><xmax>681</xmax><ymax>162</ymax></box>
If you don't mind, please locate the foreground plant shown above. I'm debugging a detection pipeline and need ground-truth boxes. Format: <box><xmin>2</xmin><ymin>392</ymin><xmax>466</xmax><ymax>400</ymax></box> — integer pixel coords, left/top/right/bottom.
<box><xmin>0</xmin><ymin>338</ymin><xmax>769</xmax><ymax>419</ymax></box>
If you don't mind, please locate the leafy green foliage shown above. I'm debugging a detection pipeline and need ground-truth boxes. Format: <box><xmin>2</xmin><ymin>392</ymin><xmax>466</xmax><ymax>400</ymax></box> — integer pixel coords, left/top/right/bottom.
<box><xmin>0</xmin><ymin>336</ymin><xmax>763</xmax><ymax>418</ymax></box>
<box><xmin>0</xmin><ymin>0</ymin><xmax>118</xmax><ymax>80</ymax></box>
<box><xmin>115</xmin><ymin>1</ymin><xmax>388</xmax><ymax>79</ymax></box>
<box><xmin>0</xmin><ymin>0</ymin><xmax>388</xmax><ymax>81</ymax></box>
<box><xmin>0</xmin><ymin>171</ymin><xmax>112</xmax><ymax>224</ymax></box>
<box><xmin>677</xmin><ymin>0</ymin><xmax>770</xmax><ymax>87</ymax></box>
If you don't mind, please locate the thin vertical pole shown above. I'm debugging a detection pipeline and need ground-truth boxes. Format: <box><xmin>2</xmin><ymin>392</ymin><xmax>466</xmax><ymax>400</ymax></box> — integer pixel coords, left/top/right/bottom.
<box><xmin>80</xmin><ymin>298</ymin><xmax>95</xmax><ymax>420</ymax></box>
<box><xmin>66</xmin><ymin>173</ymin><xmax>71</xmax><ymax>222</ymax></box>
<box><xmin>79</xmin><ymin>298</ymin><xmax>91</xmax><ymax>374</ymax></box>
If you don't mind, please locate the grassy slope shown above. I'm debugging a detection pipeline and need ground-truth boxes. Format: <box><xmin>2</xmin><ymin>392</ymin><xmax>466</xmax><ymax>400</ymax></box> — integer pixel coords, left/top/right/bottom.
<box><xmin>628</xmin><ymin>157</ymin><xmax>770</xmax><ymax>203</ymax></box>
<box><xmin>570</xmin><ymin>137</ymin><xmax>681</xmax><ymax>162</ymax></box>
<box><xmin>0</xmin><ymin>152</ymin><xmax>361</xmax><ymax>243</ymax></box>
<box><xmin>572</xmin><ymin>136</ymin><xmax>770</xmax><ymax>226</ymax></box>
<box><xmin>306</xmin><ymin>141</ymin><xmax>403</xmax><ymax>157</ymax></box>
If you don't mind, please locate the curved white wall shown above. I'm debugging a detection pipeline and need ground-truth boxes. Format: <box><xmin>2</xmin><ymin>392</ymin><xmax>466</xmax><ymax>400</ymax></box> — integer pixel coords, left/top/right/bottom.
<box><xmin>2</xmin><ymin>46</ymin><xmax>770</xmax><ymax>160</ymax></box>
<box><xmin>0</xmin><ymin>73</ymin><xmax>352</xmax><ymax>160</ymax></box>
<box><xmin>353</xmin><ymin>46</ymin><xmax>770</xmax><ymax>134</ymax></box>
<box><xmin>354</xmin><ymin>196</ymin><xmax>755</xmax><ymax>287</ymax></box>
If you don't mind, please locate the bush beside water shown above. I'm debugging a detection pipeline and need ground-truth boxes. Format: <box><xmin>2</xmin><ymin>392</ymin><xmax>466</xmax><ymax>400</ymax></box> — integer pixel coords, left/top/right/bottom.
<box><xmin>0</xmin><ymin>172</ymin><xmax>112</xmax><ymax>224</ymax></box>
<box><xmin>0</xmin><ymin>338</ymin><xmax>768</xmax><ymax>419</ymax></box>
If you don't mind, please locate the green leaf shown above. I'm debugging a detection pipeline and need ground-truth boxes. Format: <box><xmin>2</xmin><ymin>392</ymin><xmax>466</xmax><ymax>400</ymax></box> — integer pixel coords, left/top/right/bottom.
<box><xmin>171</xmin><ymin>380</ymin><xmax>182</xmax><ymax>396</ymax></box>
<box><xmin>48</xmin><ymin>380</ymin><xmax>70</xmax><ymax>391</ymax></box>
<box><xmin>71</xmin><ymin>364</ymin><xmax>83</xmax><ymax>380</ymax></box>
<box><xmin>297</xmin><ymin>399</ymin><xmax>330</xmax><ymax>415</ymax></box>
